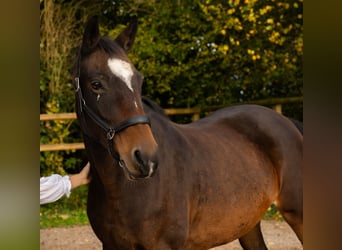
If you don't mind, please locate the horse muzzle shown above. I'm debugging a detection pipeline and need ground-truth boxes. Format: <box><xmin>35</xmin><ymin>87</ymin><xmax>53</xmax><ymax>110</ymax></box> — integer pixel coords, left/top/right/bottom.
<box><xmin>119</xmin><ymin>148</ymin><xmax>158</xmax><ymax>180</ymax></box>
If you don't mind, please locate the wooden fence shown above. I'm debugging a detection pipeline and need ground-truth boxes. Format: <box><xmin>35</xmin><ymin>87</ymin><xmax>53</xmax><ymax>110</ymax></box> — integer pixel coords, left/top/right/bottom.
<box><xmin>40</xmin><ymin>97</ymin><xmax>302</xmax><ymax>152</ymax></box>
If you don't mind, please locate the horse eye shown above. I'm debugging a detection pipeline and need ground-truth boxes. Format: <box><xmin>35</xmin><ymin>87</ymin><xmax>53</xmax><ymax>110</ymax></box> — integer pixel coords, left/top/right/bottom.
<box><xmin>91</xmin><ymin>81</ymin><xmax>102</xmax><ymax>90</ymax></box>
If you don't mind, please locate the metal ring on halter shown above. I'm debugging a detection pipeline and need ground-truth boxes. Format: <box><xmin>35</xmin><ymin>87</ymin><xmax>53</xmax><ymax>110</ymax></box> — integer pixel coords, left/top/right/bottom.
<box><xmin>107</xmin><ymin>129</ymin><xmax>115</xmax><ymax>140</ymax></box>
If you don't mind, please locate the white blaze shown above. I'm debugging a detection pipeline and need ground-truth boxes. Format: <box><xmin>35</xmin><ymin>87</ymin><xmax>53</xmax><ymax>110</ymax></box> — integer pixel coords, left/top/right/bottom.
<box><xmin>107</xmin><ymin>58</ymin><xmax>134</xmax><ymax>92</ymax></box>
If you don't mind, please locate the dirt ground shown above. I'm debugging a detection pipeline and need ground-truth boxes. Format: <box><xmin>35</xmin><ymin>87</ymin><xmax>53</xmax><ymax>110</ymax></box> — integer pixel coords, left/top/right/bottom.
<box><xmin>40</xmin><ymin>220</ymin><xmax>302</xmax><ymax>250</ymax></box>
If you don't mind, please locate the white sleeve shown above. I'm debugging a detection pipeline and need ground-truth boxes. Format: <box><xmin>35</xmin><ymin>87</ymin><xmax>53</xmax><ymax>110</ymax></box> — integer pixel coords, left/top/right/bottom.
<box><xmin>40</xmin><ymin>174</ymin><xmax>71</xmax><ymax>205</ymax></box>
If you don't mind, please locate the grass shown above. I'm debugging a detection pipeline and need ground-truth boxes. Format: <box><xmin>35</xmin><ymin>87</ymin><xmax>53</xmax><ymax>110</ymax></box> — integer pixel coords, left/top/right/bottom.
<box><xmin>40</xmin><ymin>185</ymin><xmax>90</xmax><ymax>228</ymax></box>
<box><xmin>40</xmin><ymin>208</ymin><xmax>89</xmax><ymax>228</ymax></box>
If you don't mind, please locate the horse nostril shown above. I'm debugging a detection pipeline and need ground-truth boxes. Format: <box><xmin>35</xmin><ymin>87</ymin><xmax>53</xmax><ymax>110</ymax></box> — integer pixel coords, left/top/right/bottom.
<box><xmin>134</xmin><ymin>150</ymin><xmax>144</xmax><ymax>165</ymax></box>
<box><xmin>133</xmin><ymin>149</ymin><xmax>156</xmax><ymax>177</ymax></box>
<box><xmin>133</xmin><ymin>149</ymin><xmax>148</xmax><ymax>175</ymax></box>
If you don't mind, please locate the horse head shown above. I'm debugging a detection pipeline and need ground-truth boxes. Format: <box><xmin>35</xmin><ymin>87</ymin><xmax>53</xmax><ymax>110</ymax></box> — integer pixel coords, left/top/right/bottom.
<box><xmin>74</xmin><ymin>16</ymin><xmax>158</xmax><ymax>180</ymax></box>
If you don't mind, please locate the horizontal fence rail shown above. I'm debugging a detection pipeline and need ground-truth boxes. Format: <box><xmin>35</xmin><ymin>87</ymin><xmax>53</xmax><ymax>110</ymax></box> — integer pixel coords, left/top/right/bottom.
<box><xmin>40</xmin><ymin>97</ymin><xmax>302</xmax><ymax>152</ymax></box>
<box><xmin>40</xmin><ymin>113</ymin><xmax>77</xmax><ymax>121</ymax></box>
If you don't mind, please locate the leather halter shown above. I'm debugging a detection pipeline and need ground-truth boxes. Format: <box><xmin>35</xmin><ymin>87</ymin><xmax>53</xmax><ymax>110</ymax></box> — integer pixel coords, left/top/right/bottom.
<box><xmin>74</xmin><ymin>56</ymin><xmax>151</xmax><ymax>163</ymax></box>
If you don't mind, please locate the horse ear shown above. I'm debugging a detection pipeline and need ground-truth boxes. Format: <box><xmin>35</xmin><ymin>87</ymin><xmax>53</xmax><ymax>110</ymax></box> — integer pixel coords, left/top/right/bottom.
<box><xmin>81</xmin><ymin>16</ymin><xmax>101</xmax><ymax>55</ymax></box>
<box><xmin>115</xmin><ymin>16</ymin><xmax>138</xmax><ymax>52</ymax></box>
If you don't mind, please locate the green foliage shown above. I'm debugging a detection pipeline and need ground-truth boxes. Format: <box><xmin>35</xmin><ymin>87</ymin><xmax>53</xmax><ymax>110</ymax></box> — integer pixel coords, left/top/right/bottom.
<box><xmin>146</xmin><ymin>0</ymin><xmax>302</xmax><ymax>108</ymax></box>
<box><xmin>263</xmin><ymin>204</ymin><xmax>283</xmax><ymax>221</ymax></box>
<box><xmin>98</xmin><ymin>0</ymin><xmax>303</xmax><ymax>115</ymax></box>
<box><xmin>40</xmin><ymin>96</ymin><xmax>86</xmax><ymax>176</ymax></box>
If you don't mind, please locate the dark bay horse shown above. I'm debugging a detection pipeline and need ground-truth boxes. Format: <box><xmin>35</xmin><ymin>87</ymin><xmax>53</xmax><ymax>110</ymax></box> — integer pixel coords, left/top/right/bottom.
<box><xmin>74</xmin><ymin>16</ymin><xmax>303</xmax><ymax>250</ymax></box>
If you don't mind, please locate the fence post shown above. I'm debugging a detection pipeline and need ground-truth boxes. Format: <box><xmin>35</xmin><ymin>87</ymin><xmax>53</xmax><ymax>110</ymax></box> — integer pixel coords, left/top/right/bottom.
<box><xmin>272</xmin><ymin>104</ymin><xmax>282</xmax><ymax>114</ymax></box>
<box><xmin>192</xmin><ymin>112</ymin><xmax>200</xmax><ymax>122</ymax></box>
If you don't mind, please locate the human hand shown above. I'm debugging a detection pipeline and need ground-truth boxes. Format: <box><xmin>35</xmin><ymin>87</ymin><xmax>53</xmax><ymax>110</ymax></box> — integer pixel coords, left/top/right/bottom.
<box><xmin>70</xmin><ymin>162</ymin><xmax>91</xmax><ymax>189</ymax></box>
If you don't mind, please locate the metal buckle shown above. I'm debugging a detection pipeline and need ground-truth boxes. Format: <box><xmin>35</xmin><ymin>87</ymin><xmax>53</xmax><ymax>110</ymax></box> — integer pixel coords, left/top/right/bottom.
<box><xmin>74</xmin><ymin>77</ymin><xmax>80</xmax><ymax>92</ymax></box>
<box><xmin>107</xmin><ymin>129</ymin><xmax>115</xmax><ymax>140</ymax></box>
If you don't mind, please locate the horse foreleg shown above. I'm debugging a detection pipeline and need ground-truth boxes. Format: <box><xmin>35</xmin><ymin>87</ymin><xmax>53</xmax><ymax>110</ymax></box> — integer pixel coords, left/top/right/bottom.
<box><xmin>238</xmin><ymin>221</ymin><xmax>267</xmax><ymax>250</ymax></box>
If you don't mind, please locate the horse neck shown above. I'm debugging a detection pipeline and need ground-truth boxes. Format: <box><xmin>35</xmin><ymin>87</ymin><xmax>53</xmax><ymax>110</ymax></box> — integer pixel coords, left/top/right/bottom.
<box><xmin>84</xmin><ymin>135</ymin><xmax>127</xmax><ymax>190</ymax></box>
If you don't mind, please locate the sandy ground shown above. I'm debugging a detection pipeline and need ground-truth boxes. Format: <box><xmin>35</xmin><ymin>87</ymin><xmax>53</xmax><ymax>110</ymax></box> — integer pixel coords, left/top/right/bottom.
<box><xmin>40</xmin><ymin>220</ymin><xmax>302</xmax><ymax>250</ymax></box>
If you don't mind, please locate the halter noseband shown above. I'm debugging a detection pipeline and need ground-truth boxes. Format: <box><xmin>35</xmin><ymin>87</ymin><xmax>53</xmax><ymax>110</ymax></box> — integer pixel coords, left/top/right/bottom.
<box><xmin>74</xmin><ymin>57</ymin><xmax>151</xmax><ymax>163</ymax></box>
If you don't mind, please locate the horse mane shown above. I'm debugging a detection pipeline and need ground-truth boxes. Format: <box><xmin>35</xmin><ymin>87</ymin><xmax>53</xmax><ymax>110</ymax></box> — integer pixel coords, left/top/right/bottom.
<box><xmin>80</xmin><ymin>36</ymin><xmax>126</xmax><ymax>59</ymax></box>
<box><xmin>142</xmin><ymin>96</ymin><xmax>168</xmax><ymax>118</ymax></box>
<box><xmin>98</xmin><ymin>37</ymin><xmax>123</xmax><ymax>55</ymax></box>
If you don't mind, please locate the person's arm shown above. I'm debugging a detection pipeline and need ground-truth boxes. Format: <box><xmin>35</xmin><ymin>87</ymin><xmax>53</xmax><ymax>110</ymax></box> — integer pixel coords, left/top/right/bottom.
<box><xmin>40</xmin><ymin>162</ymin><xmax>91</xmax><ymax>205</ymax></box>
<box><xmin>40</xmin><ymin>174</ymin><xmax>71</xmax><ymax>205</ymax></box>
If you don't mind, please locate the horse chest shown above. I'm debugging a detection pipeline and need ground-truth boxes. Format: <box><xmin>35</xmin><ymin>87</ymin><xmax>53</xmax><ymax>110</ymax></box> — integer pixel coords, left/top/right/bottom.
<box><xmin>88</xmin><ymin>180</ymin><xmax>185</xmax><ymax>245</ymax></box>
